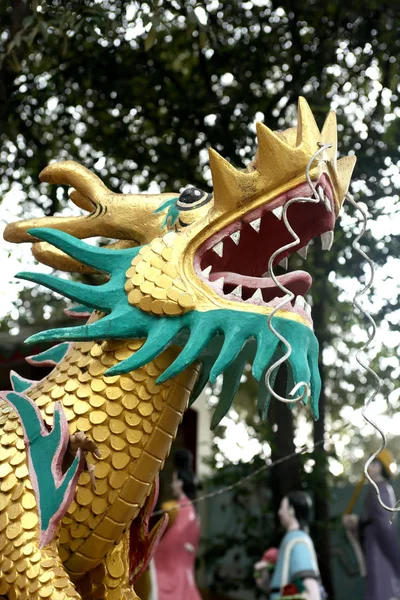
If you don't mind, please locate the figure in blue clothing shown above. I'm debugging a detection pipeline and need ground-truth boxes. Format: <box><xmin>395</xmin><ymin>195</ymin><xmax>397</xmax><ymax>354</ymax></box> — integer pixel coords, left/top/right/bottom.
<box><xmin>267</xmin><ymin>491</ymin><xmax>323</xmax><ymax>599</ymax></box>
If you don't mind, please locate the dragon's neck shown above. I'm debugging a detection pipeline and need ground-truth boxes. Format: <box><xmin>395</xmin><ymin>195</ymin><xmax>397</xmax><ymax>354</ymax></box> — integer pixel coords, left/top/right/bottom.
<box><xmin>27</xmin><ymin>337</ymin><xmax>200</xmax><ymax>576</ymax></box>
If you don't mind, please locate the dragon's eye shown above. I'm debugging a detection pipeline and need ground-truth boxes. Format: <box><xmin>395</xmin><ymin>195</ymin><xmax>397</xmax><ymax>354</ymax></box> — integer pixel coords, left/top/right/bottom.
<box><xmin>176</xmin><ymin>188</ymin><xmax>211</xmax><ymax>211</ymax></box>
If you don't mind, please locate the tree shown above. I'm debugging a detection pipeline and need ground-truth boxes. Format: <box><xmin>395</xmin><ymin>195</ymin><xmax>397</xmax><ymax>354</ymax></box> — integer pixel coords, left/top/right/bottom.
<box><xmin>2</xmin><ymin>2</ymin><xmax>400</xmax><ymax>597</ymax></box>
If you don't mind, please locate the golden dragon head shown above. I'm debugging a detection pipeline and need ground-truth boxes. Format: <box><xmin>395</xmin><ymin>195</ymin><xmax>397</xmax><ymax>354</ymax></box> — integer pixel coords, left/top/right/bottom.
<box><xmin>6</xmin><ymin>97</ymin><xmax>356</xmax><ymax>424</ymax></box>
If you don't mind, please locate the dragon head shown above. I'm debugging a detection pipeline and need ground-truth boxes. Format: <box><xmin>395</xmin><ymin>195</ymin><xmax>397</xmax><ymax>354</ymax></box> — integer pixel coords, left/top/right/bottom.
<box><xmin>9</xmin><ymin>98</ymin><xmax>356</xmax><ymax>426</ymax></box>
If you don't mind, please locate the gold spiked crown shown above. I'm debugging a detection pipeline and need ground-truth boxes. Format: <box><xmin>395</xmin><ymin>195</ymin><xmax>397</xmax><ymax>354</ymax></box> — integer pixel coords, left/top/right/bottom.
<box><xmin>208</xmin><ymin>97</ymin><xmax>356</xmax><ymax>215</ymax></box>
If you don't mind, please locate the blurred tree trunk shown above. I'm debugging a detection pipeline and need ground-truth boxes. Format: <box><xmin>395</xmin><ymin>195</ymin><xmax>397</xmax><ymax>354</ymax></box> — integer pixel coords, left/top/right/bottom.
<box><xmin>311</xmin><ymin>252</ymin><xmax>334</xmax><ymax>599</ymax></box>
<box><xmin>269</xmin><ymin>366</ymin><xmax>302</xmax><ymax>543</ymax></box>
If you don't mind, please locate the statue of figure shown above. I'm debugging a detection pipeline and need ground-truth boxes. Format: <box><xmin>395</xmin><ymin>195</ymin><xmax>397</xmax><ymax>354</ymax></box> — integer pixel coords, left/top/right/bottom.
<box><xmin>343</xmin><ymin>450</ymin><xmax>400</xmax><ymax>600</ymax></box>
<box><xmin>267</xmin><ymin>492</ymin><xmax>322</xmax><ymax>600</ymax></box>
<box><xmin>152</xmin><ymin>449</ymin><xmax>202</xmax><ymax>600</ymax></box>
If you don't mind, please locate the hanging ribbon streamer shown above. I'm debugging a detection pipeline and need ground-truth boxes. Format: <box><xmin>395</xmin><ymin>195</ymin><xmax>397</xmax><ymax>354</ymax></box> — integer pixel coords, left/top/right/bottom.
<box><xmin>265</xmin><ymin>142</ymin><xmax>333</xmax><ymax>405</ymax></box>
<box><xmin>346</xmin><ymin>192</ymin><xmax>400</xmax><ymax>517</ymax></box>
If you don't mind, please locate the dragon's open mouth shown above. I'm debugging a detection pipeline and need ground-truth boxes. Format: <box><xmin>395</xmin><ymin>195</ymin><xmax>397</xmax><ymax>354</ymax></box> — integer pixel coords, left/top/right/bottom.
<box><xmin>194</xmin><ymin>174</ymin><xmax>335</xmax><ymax>325</ymax></box>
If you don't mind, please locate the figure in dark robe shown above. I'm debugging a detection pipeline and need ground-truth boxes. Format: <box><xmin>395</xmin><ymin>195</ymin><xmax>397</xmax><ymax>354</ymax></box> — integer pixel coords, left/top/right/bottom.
<box><xmin>344</xmin><ymin>450</ymin><xmax>400</xmax><ymax>600</ymax></box>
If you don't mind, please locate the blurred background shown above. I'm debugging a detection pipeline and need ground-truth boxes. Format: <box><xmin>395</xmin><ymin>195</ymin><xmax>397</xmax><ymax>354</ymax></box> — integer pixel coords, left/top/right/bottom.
<box><xmin>1</xmin><ymin>1</ymin><xmax>400</xmax><ymax>598</ymax></box>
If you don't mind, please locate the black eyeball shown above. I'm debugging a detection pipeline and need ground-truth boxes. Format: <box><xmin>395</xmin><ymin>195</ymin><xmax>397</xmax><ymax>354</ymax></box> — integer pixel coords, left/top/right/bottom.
<box><xmin>176</xmin><ymin>188</ymin><xmax>212</xmax><ymax>211</ymax></box>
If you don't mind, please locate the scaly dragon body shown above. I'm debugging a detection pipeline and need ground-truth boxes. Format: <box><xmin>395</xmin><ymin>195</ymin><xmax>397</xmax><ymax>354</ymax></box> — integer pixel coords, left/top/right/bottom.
<box><xmin>0</xmin><ymin>98</ymin><xmax>355</xmax><ymax>599</ymax></box>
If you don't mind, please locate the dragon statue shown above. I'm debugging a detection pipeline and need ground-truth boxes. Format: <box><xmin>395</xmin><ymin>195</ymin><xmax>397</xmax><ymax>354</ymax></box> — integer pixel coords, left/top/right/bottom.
<box><xmin>0</xmin><ymin>97</ymin><xmax>355</xmax><ymax>600</ymax></box>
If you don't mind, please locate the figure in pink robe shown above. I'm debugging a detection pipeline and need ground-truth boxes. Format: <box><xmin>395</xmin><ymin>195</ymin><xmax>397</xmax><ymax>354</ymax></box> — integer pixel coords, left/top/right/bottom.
<box><xmin>153</xmin><ymin>450</ymin><xmax>202</xmax><ymax>600</ymax></box>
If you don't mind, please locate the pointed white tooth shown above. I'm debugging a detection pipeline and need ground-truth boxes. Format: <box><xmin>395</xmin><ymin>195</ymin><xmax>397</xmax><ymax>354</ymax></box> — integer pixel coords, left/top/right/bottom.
<box><xmin>230</xmin><ymin>230</ymin><xmax>241</xmax><ymax>245</ymax></box>
<box><xmin>317</xmin><ymin>186</ymin><xmax>325</xmax><ymax>202</ymax></box>
<box><xmin>324</xmin><ymin>193</ymin><xmax>332</xmax><ymax>212</ymax></box>
<box><xmin>202</xmin><ymin>265</ymin><xmax>212</xmax><ymax>278</ymax></box>
<box><xmin>247</xmin><ymin>288</ymin><xmax>264</xmax><ymax>302</ymax></box>
<box><xmin>320</xmin><ymin>230</ymin><xmax>334</xmax><ymax>251</ymax></box>
<box><xmin>297</xmin><ymin>244</ymin><xmax>309</xmax><ymax>260</ymax></box>
<box><xmin>305</xmin><ymin>303</ymin><xmax>312</xmax><ymax>316</ymax></box>
<box><xmin>212</xmin><ymin>241</ymin><xmax>224</xmax><ymax>257</ymax></box>
<box><xmin>272</xmin><ymin>206</ymin><xmax>283</xmax><ymax>220</ymax></box>
<box><xmin>213</xmin><ymin>277</ymin><xmax>224</xmax><ymax>290</ymax></box>
<box><xmin>231</xmin><ymin>285</ymin><xmax>242</xmax><ymax>298</ymax></box>
<box><xmin>295</xmin><ymin>296</ymin><xmax>306</xmax><ymax>309</ymax></box>
<box><xmin>278</xmin><ymin>257</ymin><xmax>288</xmax><ymax>269</ymax></box>
<box><xmin>249</xmin><ymin>217</ymin><xmax>261</xmax><ymax>233</ymax></box>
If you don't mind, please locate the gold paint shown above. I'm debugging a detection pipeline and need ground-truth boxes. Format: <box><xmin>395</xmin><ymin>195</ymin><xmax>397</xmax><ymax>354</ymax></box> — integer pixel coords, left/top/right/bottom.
<box><xmin>38</xmin><ymin>584</ymin><xmax>55</xmax><ymax>597</ymax></box>
<box><xmin>90</xmin><ymin>411</ymin><xmax>107</xmax><ymax>425</ymax></box>
<box><xmin>95</xmin><ymin>462</ymin><xmax>111</xmax><ymax>479</ymax></box>
<box><xmin>125</xmin><ymin>430</ymin><xmax>143</xmax><ymax>445</ymax></box>
<box><xmin>110</xmin><ymin>435</ymin><xmax>127</xmax><ymax>451</ymax></box>
<box><xmin>122</xmin><ymin>394</ymin><xmax>139</xmax><ymax>410</ymax></box>
<box><xmin>91</xmin><ymin>379</ymin><xmax>106</xmax><ymax>393</ymax></box>
<box><xmin>89</xmin><ymin>361</ymin><xmax>105</xmax><ymax>377</ymax></box>
<box><xmin>138</xmin><ymin>386</ymin><xmax>151</xmax><ymax>401</ymax></box>
<box><xmin>70</xmin><ymin>523</ymin><xmax>90</xmax><ymax>539</ymax></box>
<box><xmin>7</xmin><ymin>503</ymin><xmax>22</xmax><ymax>520</ymax></box>
<box><xmin>129</xmin><ymin>446</ymin><xmax>141</xmax><ymax>459</ymax></box>
<box><xmin>76</xmin><ymin>488</ymin><xmax>94</xmax><ymax>506</ymax></box>
<box><xmin>1</xmin><ymin>473</ymin><xmax>17</xmax><ymax>492</ymax></box>
<box><xmin>142</xmin><ymin>421</ymin><xmax>153</xmax><ymax>434</ymax></box>
<box><xmin>0</xmin><ymin>512</ymin><xmax>8</xmax><ymax>531</ymax></box>
<box><xmin>125</xmin><ymin>413</ymin><xmax>141</xmax><ymax>427</ymax></box>
<box><xmin>107</xmin><ymin>555</ymin><xmax>125</xmax><ymax>579</ymax></box>
<box><xmin>0</xmin><ymin>462</ymin><xmax>12</xmax><ymax>477</ymax></box>
<box><xmin>76</xmin><ymin>417</ymin><xmax>91</xmax><ymax>431</ymax></box>
<box><xmin>63</xmin><ymin>394</ymin><xmax>76</xmax><ymax>407</ymax></box>
<box><xmin>109</xmin><ymin>471</ymin><xmax>128</xmax><ymax>490</ymax></box>
<box><xmin>15</xmin><ymin>464</ymin><xmax>29</xmax><ymax>479</ymax></box>
<box><xmin>92</xmin><ymin>497</ymin><xmax>107</xmax><ymax>515</ymax></box>
<box><xmin>7</xmin><ymin>521</ymin><xmax>22</xmax><ymax>539</ymax></box>
<box><xmin>74</xmin><ymin>400</ymin><xmax>90</xmax><ymax>415</ymax></box>
<box><xmin>120</xmin><ymin>377</ymin><xmax>135</xmax><ymax>392</ymax></box>
<box><xmin>90</xmin><ymin>394</ymin><xmax>106</xmax><ymax>408</ymax></box>
<box><xmin>76</xmin><ymin>386</ymin><xmax>91</xmax><ymax>400</ymax></box>
<box><xmin>90</xmin><ymin>344</ymin><xmax>103</xmax><ymax>358</ymax></box>
<box><xmin>106</xmin><ymin>387</ymin><xmax>122</xmax><ymax>401</ymax></box>
<box><xmin>21</xmin><ymin>513</ymin><xmax>38</xmax><ymax>530</ymax></box>
<box><xmin>111</xmin><ymin>453</ymin><xmax>130</xmax><ymax>470</ymax></box>
<box><xmin>38</xmin><ymin>570</ymin><xmax>53</xmax><ymax>583</ymax></box>
<box><xmin>109</xmin><ymin>419</ymin><xmax>126</xmax><ymax>435</ymax></box>
<box><xmin>138</xmin><ymin>402</ymin><xmax>153</xmax><ymax>417</ymax></box>
<box><xmin>106</xmin><ymin>402</ymin><xmax>123</xmax><ymax>418</ymax></box>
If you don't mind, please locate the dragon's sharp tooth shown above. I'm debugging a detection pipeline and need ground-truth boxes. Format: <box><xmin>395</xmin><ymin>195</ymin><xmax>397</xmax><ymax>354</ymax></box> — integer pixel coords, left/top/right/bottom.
<box><xmin>249</xmin><ymin>217</ymin><xmax>261</xmax><ymax>232</ymax></box>
<box><xmin>272</xmin><ymin>206</ymin><xmax>283</xmax><ymax>220</ymax></box>
<box><xmin>247</xmin><ymin>288</ymin><xmax>263</xmax><ymax>302</ymax></box>
<box><xmin>295</xmin><ymin>296</ymin><xmax>306</xmax><ymax>309</ymax></box>
<box><xmin>278</xmin><ymin>257</ymin><xmax>288</xmax><ymax>270</ymax></box>
<box><xmin>212</xmin><ymin>241</ymin><xmax>224</xmax><ymax>257</ymax></box>
<box><xmin>317</xmin><ymin>186</ymin><xmax>325</xmax><ymax>202</ymax></box>
<box><xmin>324</xmin><ymin>193</ymin><xmax>332</xmax><ymax>212</ymax></box>
<box><xmin>297</xmin><ymin>244</ymin><xmax>309</xmax><ymax>260</ymax></box>
<box><xmin>202</xmin><ymin>265</ymin><xmax>212</xmax><ymax>278</ymax></box>
<box><xmin>231</xmin><ymin>285</ymin><xmax>242</xmax><ymax>298</ymax></box>
<box><xmin>230</xmin><ymin>230</ymin><xmax>241</xmax><ymax>245</ymax></box>
<box><xmin>320</xmin><ymin>230</ymin><xmax>334</xmax><ymax>251</ymax></box>
<box><xmin>213</xmin><ymin>277</ymin><xmax>224</xmax><ymax>290</ymax></box>
<box><xmin>305</xmin><ymin>302</ymin><xmax>312</xmax><ymax>316</ymax></box>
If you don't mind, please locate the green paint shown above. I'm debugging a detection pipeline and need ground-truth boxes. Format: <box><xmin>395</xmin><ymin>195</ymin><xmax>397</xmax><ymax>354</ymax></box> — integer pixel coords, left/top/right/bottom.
<box><xmin>28</xmin><ymin>342</ymin><xmax>70</xmax><ymax>365</ymax></box>
<box><xmin>10</xmin><ymin>373</ymin><xmax>32</xmax><ymax>393</ymax></box>
<box><xmin>4</xmin><ymin>392</ymin><xmax>82</xmax><ymax>543</ymax></box>
<box><xmin>17</xmin><ymin>227</ymin><xmax>321</xmax><ymax>427</ymax></box>
<box><xmin>154</xmin><ymin>197</ymin><xmax>180</xmax><ymax>229</ymax></box>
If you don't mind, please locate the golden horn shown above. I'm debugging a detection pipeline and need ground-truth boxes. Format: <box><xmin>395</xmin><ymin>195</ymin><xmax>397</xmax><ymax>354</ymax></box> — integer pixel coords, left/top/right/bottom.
<box><xmin>40</xmin><ymin>161</ymin><xmax>109</xmax><ymax>202</ymax></box>
<box><xmin>296</xmin><ymin>97</ymin><xmax>321</xmax><ymax>148</ymax></box>
<box><xmin>209</xmin><ymin>148</ymin><xmax>243</xmax><ymax>211</ymax></box>
<box><xmin>337</xmin><ymin>155</ymin><xmax>357</xmax><ymax>206</ymax></box>
<box><xmin>321</xmin><ymin>110</ymin><xmax>338</xmax><ymax>166</ymax></box>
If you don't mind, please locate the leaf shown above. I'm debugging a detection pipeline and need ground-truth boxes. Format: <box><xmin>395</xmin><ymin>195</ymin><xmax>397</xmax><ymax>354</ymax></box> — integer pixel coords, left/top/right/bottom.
<box><xmin>144</xmin><ymin>26</ymin><xmax>157</xmax><ymax>51</ymax></box>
